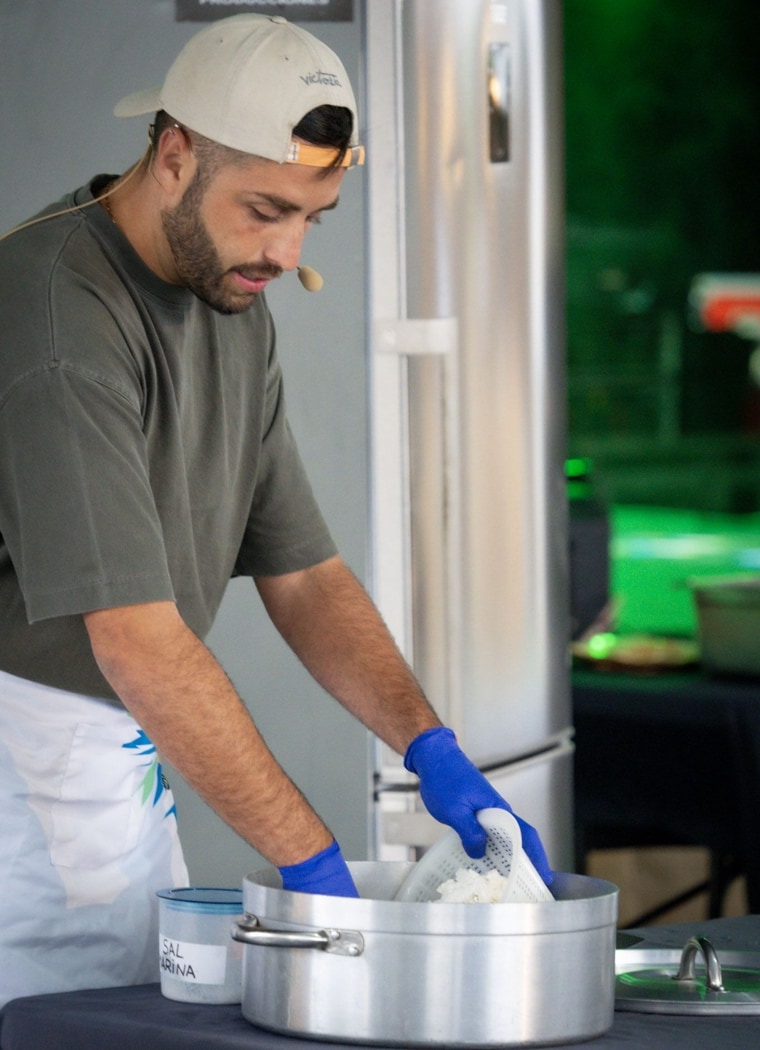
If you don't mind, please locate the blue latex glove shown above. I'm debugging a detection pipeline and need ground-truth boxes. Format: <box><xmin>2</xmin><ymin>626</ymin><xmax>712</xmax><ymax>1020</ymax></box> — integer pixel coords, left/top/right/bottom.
<box><xmin>404</xmin><ymin>726</ymin><xmax>554</xmax><ymax>886</ymax></box>
<box><xmin>278</xmin><ymin>840</ymin><xmax>360</xmax><ymax>897</ymax></box>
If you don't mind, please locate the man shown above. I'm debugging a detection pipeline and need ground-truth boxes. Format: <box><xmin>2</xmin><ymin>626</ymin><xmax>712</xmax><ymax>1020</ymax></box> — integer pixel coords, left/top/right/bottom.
<box><xmin>0</xmin><ymin>14</ymin><xmax>551</xmax><ymax>1004</ymax></box>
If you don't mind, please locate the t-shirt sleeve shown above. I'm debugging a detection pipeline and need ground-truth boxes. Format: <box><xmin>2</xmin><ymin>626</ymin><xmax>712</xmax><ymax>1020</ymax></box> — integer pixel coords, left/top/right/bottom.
<box><xmin>0</xmin><ymin>364</ymin><xmax>175</xmax><ymax>622</ymax></box>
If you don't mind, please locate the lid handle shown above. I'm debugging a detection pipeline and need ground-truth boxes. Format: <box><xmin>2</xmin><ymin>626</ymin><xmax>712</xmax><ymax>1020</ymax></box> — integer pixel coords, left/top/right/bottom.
<box><xmin>675</xmin><ymin>936</ymin><xmax>724</xmax><ymax>992</ymax></box>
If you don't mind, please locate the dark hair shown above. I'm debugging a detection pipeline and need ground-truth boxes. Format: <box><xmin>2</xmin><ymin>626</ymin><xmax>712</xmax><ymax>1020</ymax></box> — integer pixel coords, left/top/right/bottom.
<box><xmin>152</xmin><ymin>105</ymin><xmax>353</xmax><ymax>179</ymax></box>
<box><xmin>293</xmin><ymin>105</ymin><xmax>354</xmax><ymax>168</ymax></box>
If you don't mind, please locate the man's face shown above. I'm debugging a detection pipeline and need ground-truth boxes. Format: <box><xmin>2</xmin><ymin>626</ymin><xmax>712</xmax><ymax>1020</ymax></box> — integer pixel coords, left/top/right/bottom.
<box><xmin>161</xmin><ymin>154</ymin><xmax>344</xmax><ymax>314</ymax></box>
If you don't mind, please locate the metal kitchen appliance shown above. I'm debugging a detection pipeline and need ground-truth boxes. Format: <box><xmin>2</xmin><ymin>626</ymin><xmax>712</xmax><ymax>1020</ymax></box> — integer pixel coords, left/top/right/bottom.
<box><xmin>365</xmin><ymin>0</ymin><xmax>572</xmax><ymax>867</ymax></box>
<box><xmin>233</xmin><ymin>863</ymin><xmax>618</xmax><ymax>1047</ymax></box>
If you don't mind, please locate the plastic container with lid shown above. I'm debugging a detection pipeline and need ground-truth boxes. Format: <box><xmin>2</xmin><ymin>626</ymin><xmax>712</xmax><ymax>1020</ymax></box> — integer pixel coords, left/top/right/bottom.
<box><xmin>157</xmin><ymin>887</ymin><xmax>243</xmax><ymax>1004</ymax></box>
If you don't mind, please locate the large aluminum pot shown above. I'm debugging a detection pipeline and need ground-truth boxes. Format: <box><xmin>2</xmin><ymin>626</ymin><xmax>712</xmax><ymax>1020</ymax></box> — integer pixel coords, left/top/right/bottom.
<box><xmin>233</xmin><ymin>862</ymin><xmax>618</xmax><ymax>1047</ymax></box>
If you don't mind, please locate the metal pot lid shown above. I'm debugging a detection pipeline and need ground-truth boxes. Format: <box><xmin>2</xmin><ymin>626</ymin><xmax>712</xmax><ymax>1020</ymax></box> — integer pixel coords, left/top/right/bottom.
<box><xmin>616</xmin><ymin>935</ymin><xmax>760</xmax><ymax>1014</ymax></box>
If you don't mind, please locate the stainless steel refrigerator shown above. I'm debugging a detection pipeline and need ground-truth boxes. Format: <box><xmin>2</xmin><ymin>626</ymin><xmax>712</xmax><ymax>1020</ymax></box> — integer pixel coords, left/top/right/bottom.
<box><xmin>364</xmin><ymin>0</ymin><xmax>573</xmax><ymax>869</ymax></box>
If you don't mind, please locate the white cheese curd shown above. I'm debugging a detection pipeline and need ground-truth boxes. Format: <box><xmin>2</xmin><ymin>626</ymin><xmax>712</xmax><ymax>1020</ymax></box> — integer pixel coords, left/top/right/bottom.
<box><xmin>435</xmin><ymin>868</ymin><xmax>508</xmax><ymax>903</ymax></box>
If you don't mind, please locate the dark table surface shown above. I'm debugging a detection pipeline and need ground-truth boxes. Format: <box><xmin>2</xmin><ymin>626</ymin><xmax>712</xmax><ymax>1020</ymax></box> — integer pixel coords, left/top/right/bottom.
<box><xmin>572</xmin><ymin>666</ymin><xmax>760</xmax><ymax>912</ymax></box>
<box><xmin>3</xmin><ymin>916</ymin><xmax>760</xmax><ymax>1050</ymax></box>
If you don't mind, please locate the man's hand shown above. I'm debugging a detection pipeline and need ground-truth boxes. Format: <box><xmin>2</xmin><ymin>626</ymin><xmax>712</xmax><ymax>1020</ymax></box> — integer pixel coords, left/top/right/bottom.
<box><xmin>404</xmin><ymin>726</ymin><xmax>554</xmax><ymax>885</ymax></box>
<box><xmin>279</xmin><ymin>840</ymin><xmax>359</xmax><ymax>897</ymax></box>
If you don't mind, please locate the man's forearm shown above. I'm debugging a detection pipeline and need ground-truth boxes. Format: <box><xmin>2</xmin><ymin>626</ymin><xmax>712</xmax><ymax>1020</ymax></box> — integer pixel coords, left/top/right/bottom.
<box><xmin>255</xmin><ymin>555</ymin><xmax>442</xmax><ymax>755</ymax></box>
<box><xmin>84</xmin><ymin>600</ymin><xmax>333</xmax><ymax>867</ymax></box>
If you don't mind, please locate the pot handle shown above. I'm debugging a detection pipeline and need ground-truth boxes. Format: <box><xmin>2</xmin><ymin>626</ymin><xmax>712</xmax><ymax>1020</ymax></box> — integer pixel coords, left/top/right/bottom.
<box><xmin>232</xmin><ymin>914</ymin><xmax>364</xmax><ymax>957</ymax></box>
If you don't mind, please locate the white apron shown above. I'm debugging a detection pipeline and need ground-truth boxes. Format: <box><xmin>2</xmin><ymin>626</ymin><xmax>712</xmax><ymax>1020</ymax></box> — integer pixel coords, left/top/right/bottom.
<box><xmin>0</xmin><ymin>669</ymin><xmax>189</xmax><ymax>1007</ymax></box>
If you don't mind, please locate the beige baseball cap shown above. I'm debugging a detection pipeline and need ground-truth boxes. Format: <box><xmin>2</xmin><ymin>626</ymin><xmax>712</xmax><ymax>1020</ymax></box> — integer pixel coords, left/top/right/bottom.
<box><xmin>114</xmin><ymin>13</ymin><xmax>364</xmax><ymax>168</ymax></box>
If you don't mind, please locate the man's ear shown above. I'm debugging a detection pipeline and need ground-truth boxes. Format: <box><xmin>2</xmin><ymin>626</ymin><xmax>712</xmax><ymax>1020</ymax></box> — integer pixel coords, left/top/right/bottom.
<box><xmin>152</xmin><ymin>124</ymin><xmax>196</xmax><ymax>200</ymax></box>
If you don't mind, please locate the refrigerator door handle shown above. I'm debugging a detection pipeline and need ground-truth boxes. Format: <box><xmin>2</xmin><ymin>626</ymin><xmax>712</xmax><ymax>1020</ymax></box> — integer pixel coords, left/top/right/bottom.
<box><xmin>375</xmin><ymin>317</ymin><xmax>458</xmax><ymax>356</ymax></box>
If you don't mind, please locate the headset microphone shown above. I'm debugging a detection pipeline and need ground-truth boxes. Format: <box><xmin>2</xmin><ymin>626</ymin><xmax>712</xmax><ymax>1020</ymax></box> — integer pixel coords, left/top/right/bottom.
<box><xmin>297</xmin><ymin>265</ymin><xmax>324</xmax><ymax>292</ymax></box>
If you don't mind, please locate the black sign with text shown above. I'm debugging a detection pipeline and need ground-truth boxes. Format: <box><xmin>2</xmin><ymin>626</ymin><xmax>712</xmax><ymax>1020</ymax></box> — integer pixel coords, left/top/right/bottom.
<box><xmin>176</xmin><ymin>0</ymin><xmax>353</xmax><ymax>22</ymax></box>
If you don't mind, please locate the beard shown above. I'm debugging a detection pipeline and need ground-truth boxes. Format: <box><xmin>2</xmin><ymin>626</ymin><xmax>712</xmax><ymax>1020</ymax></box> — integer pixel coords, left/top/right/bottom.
<box><xmin>161</xmin><ymin>171</ymin><xmax>281</xmax><ymax>315</ymax></box>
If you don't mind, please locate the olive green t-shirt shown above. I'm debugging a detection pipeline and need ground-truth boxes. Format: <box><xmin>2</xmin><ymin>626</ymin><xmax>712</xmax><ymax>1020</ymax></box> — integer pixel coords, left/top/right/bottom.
<box><xmin>0</xmin><ymin>179</ymin><xmax>337</xmax><ymax>701</ymax></box>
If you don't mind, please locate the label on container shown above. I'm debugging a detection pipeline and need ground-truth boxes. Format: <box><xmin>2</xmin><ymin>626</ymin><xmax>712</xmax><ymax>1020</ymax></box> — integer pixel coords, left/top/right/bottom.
<box><xmin>159</xmin><ymin>936</ymin><xmax>227</xmax><ymax>985</ymax></box>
